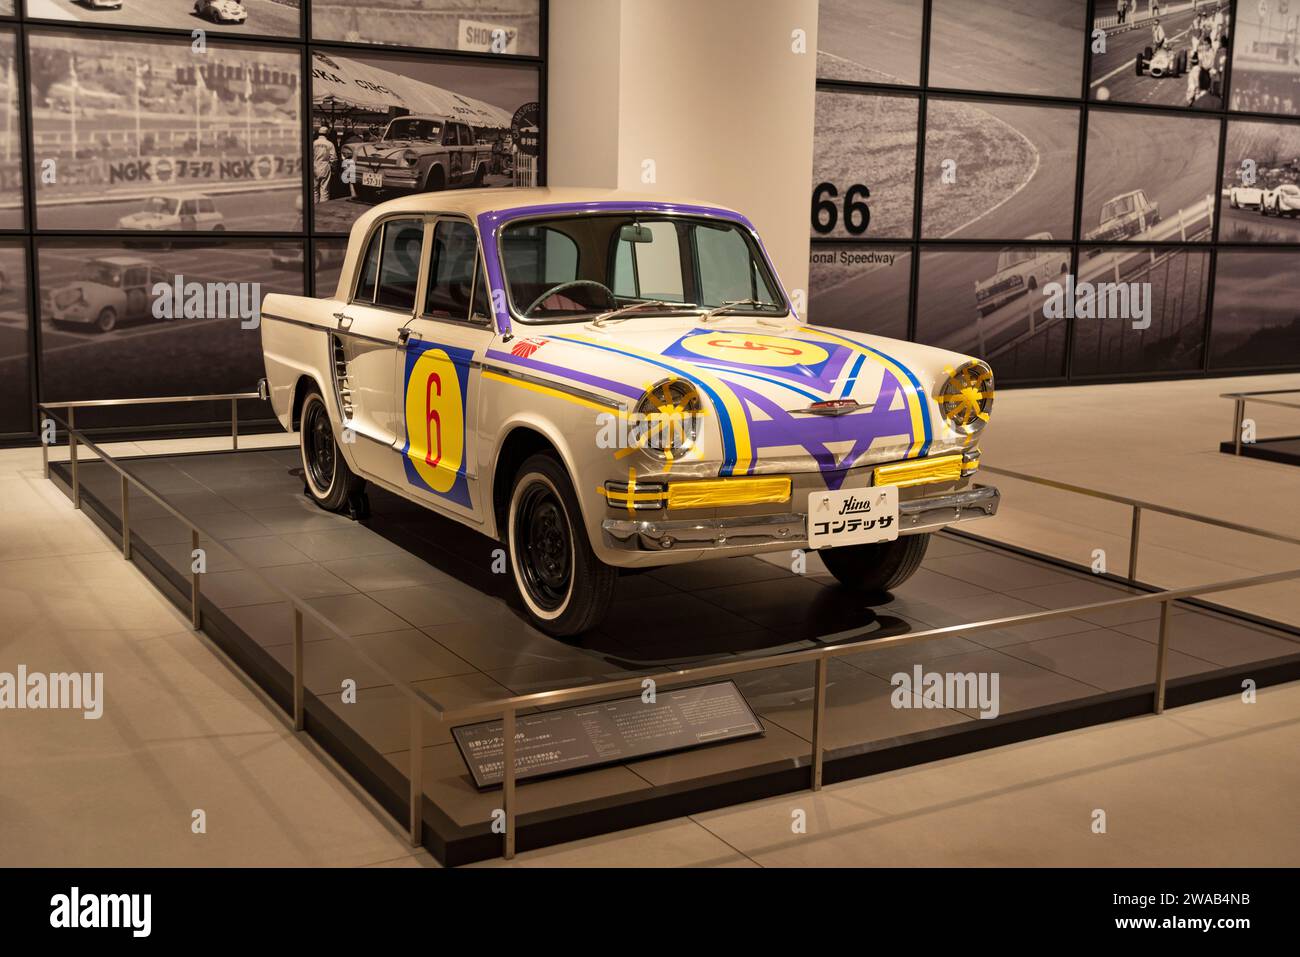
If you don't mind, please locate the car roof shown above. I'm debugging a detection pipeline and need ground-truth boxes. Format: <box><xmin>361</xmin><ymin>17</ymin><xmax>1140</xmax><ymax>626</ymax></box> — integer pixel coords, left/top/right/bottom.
<box><xmin>350</xmin><ymin>187</ymin><xmax>742</xmax><ymax>223</ymax></box>
<box><xmin>92</xmin><ymin>256</ymin><xmax>151</xmax><ymax>266</ymax></box>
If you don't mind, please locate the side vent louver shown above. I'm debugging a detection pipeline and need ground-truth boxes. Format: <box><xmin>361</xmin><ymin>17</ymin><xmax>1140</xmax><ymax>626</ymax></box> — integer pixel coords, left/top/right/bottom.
<box><xmin>331</xmin><ymin>334</ymin><xmax>354</xmax><ymax>421</ymax></box>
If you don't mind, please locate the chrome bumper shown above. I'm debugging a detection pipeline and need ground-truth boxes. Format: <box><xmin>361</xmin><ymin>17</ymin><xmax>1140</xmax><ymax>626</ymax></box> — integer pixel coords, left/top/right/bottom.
<box><xmin>602</xmin><ymin>484</ymin><xmax>1001</xmax><ymax>552</ymax></box>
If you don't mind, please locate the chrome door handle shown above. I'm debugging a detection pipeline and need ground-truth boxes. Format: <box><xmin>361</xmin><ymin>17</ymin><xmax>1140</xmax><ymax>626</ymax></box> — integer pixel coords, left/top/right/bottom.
<box><xmin>397</xmin><ymin>327</ymin><xmax>420</xmax><ymax>345</ymax></box>
<box><xmin>332</xmin><ymin>311</ymin><xmax>353</xmax><ymax>329</ymax></box>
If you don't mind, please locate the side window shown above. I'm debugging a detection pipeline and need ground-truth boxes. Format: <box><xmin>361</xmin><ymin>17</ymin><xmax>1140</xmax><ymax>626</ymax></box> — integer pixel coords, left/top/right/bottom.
<box><xmin>354</xmin><ymin>227</ymin><xmax>382</xmax><ymax>303</ymax></box>
<box><xmin>123</xmin><ymin>267</ymin><xmax>146</xmax><ymax>287</ymax></box>
<box><xmin>471</xmin><ymin>258</ymin><xmax>491</xmax><ymax>322</ymax></box>
<box><xmin>695</xmin><ymin>223</ymin><xmax>758</xmax><ymax>306</ymax></box>
<box><xmin>443</xmin><ymin>124</ymin><xmax>458</xmax><ymax>146</ymax></box>
<box><xmin>374</xmin><ymin>218</ymin><xmax>425</xmax><ymax>310</ymax></box>
<box><xmin>424</xmin><ymin>219</ymin><xmax>480</xmax><ymax>321</ymax></box>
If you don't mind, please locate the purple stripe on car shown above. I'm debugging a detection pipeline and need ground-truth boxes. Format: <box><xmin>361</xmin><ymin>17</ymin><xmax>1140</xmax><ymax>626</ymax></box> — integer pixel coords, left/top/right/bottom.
<box><xmin>484</xmin><ymin>348</ymin><xmax>644</xmax><ymax>400</ymax></box>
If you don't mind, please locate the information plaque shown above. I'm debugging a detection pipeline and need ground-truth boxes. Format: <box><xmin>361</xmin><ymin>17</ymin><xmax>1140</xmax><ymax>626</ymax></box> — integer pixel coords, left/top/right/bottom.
<box><xmin>451</xmin><ymin>680</ymin><xmax>764</xmax><ymax>789</ymax></box>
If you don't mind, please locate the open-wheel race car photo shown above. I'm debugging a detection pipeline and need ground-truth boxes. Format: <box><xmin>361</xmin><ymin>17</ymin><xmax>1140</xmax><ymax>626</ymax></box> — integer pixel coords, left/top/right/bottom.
<box><xmin>1136</xmin><ymin>43</ymin><xmax>1188</xmax><ymax>78</ymax></box>
<box><xmin>259</xmin><ymin>188</ymin><xmax>1000</xmax><ymax>636</ymax></box>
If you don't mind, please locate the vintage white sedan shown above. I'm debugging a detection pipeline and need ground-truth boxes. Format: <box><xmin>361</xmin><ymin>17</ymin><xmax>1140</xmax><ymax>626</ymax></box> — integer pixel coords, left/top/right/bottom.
<box><xmin>259</xmin><ymin>189</ymin><xmax>999</xmax><ymax>636</ymax></box>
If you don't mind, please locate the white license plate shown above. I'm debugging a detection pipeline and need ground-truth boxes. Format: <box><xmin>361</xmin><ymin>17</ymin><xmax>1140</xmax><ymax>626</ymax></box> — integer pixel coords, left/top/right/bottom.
<box><xmin>806</xmin><ymin>486</ymin><xmax>899</xmax><ymax>549</ymax></box>
<box><xmin>361</xmin><ymin>172</ymin><xmax>383</xmax><ymax>187</ymax></box>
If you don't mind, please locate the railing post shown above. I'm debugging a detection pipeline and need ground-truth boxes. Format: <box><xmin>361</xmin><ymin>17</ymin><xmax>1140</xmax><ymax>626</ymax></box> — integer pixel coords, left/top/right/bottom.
<box><xmin>1127</xmin><ymin>505</ymin><xmax>1142</xmax><ymax>581</ymax></box>
<box><xmin>69</xmin><ymin>406</ymin><xmax>79</xmax><ymax>510</ymax></box>
<box><xmin>1153</xmin><ymin>599</ymin><xmax>1172</xmax><ymax>715</ymax></box>
<box><xmin>408</xmin><ymin>700</ymin><xmax>423</xmax><ymax>846</ymax></box>
<box><xmin>231</xmin><ymin>397</ymin><xmax>239</xmax><ymax>451</ymax></box>
<box><xmin>1232</xmin><ymin>398</ymin><xmax>1245</xmax><ymax>455</ymax></box>
<box><xmin>811</xmin><ymin>656</ymin><xmax>829</xmax><ymax>792</ymax></box>
<box><xmin>40</xmin><ymin>412</ymin><xmax>49</xmax><ymax>480</ymax></box>
<box><xmin>503</xmin><ymin>707</ymin><xmax>517</xmax><ymax>860</ymax></box>
<box><xmin>190</xmin><ymin>528</ymin><xmax>201</xmax><ymax>630</ymax></box>
<box><xmin>292</xmin><ymin>609</ymin><xmax>304</xmax><ymax>732</ymax></box>
<box><xmin>120</xmin><ymin>473</ymin><xmax>131</xmax><ymax>560</ymax></box>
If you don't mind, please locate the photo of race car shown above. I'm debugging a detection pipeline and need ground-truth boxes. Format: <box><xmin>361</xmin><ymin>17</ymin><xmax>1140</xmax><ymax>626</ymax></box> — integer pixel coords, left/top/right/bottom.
<box><xmin>42</xmin><ymin>256</ymin><xmax>166</xmax><ymax>333</ymax></box>
<box><xmin>193</xmin><ymin>0</ymin><xmax>248</xmax><ymax>24</ymax></box>
<box><xmin>973</xmin><ymin>235</ymin><xmax>1070</xmax><ymax>316</ymax></box>
<box><xmin>1135</xmin><ymin>44</ymin><xmax>1188</xmax><ymax>78</ymax></box>
<box><xmin>1261</xmin><ymin>183</ymin><xmax>1300</xmax><ymax>217</ymax></box>
<box><xmin>1229</xmin><ymin>185</ymin><xmax>1266</xmax><ymax>210</ymax></box>
<box><xmin>1084</xmin><ymin>189</ymin><xmax>1162</xmax><ymax>242</ymax></box>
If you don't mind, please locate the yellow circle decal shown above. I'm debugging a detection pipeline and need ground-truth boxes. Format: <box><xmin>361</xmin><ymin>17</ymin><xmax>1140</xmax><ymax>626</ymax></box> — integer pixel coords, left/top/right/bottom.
<box><xmin>404</xmin><ymin>348</ymin><xmax>464</xmax><ymax>494</ymax></box>
<box><xmin>679</xmin><ymin>333</ymin><xmax>829</xmax><ymax>368</ymax></box>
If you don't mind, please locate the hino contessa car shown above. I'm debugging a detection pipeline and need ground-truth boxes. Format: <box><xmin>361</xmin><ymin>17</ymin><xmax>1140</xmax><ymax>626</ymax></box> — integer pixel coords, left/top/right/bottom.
<box><xmin>259</xmin><ymin>189</ymin><xmax>999</xmax><ymax>636</ymax></box>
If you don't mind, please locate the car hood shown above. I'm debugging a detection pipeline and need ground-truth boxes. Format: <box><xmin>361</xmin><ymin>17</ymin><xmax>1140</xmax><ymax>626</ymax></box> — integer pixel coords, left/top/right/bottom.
<box><xmin>487</xmin><ymin>317</ymin><xmax>982</xmax><ymax>484</ymax></box>
<box><xmin>118</xmin><ymin>212</ymin><xmax>170</xmax><ymax>227</ymax></box>
<box><xmin>352</xmin><ymin>140</ymin><xmax>432</xmax><ymax>157</ymax></box>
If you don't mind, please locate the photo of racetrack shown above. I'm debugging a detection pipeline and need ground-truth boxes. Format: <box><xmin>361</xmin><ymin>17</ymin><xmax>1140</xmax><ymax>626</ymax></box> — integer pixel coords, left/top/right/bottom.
<box><xmin>816</xmin><ymin>0</ymin><xmax>921</xmax><ymax>85</ymax></box>
<box><xmin>807</xmin><ymin>246</ymin><xmax>910</xmax><ymax>339</ymax></box>
<box><xmin>812</xmin><ymin>91</ymin><xmax>1079</xmax><ymax>378</ymax></box>
<box><xmin>1209</xmin><ymin>250</ymin><xmax>1300</xmax><ymax>369</ymax></box>
<box><xmin>1080</xmin><ymin>108</ymin><xmax>1220</xmax><ymax>244</ymax></box>
<box><xmin>27</xmin><ymin>0</ymin><xmax>302</xmax><ymax>38</ymax></box>
<box><xmin>1070</xmin><ymin>246</ymin><xmax>1210</xmax><ymax>375</ymax></box>
<box><xmin>1090</xmin><ymin>0</ymin><xmax>1231</xmax><ymax>110</ymax></box>
<box><xmin>0</xmin><ymin>32</ymin><xmax>23</xmax><ymax>231</ymax></box>
<box><xmin>34</xmin><ymin>240</ymin><xmax>302</xmax><ymax>429</ymax></box>
<box><xmin>929</xmin><ymin>0</ymin><xmax>1086</xmax><ymax>98</ymax></box>
<box><xmin>1220</xmin><ymin>119</ymin><xmax>1300</xmax><ymax>242</ymax></box>
<box><xmin>1230</xmin><ymin>2</ymin><xmax>1300</xmax><ymax>114</ymax></box>
<box><xmin>312</xmin><ymin>0</ymin><xmax>541</xmax><ymax>56</ymax></box>
<box><xmin>27</xmin><ymin>32</ymin><xmax>302</xmax><ymax>231</ymax></box>
<box><xmin>0</xmin><ymin>243</ymin><xmax>30</xmax><ymax>434</ymax></box>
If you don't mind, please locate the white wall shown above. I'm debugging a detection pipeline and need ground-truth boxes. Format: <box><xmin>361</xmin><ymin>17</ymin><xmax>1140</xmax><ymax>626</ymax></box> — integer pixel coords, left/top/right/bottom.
<box><xmin>547</xmin><ymin>0</ymin><xmax>818</xmax><ymax>309</ymax></box>
<box><xmin>545</xmin><ymin>0</ymin><xmax>624</xmax><ymax>188</ymax></box>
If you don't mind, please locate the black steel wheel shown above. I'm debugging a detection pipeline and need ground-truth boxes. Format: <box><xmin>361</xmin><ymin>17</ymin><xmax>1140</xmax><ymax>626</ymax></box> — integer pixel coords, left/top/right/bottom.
<box><xmin>506</xmin><ymin>453</ymin><xmax>616</xmax><ymax>637</ymax></box>
<box><xmin>299</xmin><ymin>386</ymin><xmax>363</xmax><ymax>512</ymax></box>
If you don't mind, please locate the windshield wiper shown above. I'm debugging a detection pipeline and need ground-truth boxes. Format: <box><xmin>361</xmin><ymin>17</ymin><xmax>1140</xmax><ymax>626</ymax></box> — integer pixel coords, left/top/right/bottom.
<box><xmin>590</xmin><ymin>299</ymin><xmax>698</xmax><ymax>327</ymax></box>
<box><xmin>698</xmin><ymin>299</ymin><xmax>782</xmax><ymax>323</ymax></box>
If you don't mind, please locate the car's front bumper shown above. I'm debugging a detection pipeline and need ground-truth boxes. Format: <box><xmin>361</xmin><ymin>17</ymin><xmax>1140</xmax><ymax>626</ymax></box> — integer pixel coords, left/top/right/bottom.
<box><xmin>602</xmin><ymin>484</ymin><xmax>1000</xmax><ymax>552</ymax></box>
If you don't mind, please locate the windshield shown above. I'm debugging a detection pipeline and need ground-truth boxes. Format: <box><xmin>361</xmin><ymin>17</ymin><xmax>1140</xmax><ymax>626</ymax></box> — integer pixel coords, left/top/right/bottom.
<box><xmin>1000</xmin><ymin>249</ymin><xmax>1034</xmax><ymax>268</ymax></box>
<box><xmin>1102</xmin><ymin>195</ymin><xmax>1136</xmax><ymax>219</ymax></box>
<box><xmin>79</xmin><ymin>262</ymin><xmax>123</xmax><ymax>286</ymax></box>
<box><xmin>385</xmin><ymin>118</ymin><xmax>441</xmax><ymax>141</ymax></box>
<box><xmin>499</xmin><ymin>214</ymin><xmax>785</xmax><ymax>322</ymax></box>
<box><xmin>145</xmin><ymin>197</ymin><xmax>178</xmax><ymax>215</ymax></box>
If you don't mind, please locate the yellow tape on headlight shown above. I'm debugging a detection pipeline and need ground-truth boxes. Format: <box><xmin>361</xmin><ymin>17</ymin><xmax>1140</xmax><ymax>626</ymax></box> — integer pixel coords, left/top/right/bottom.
<box><xmin>666</xmin><ymin>477</ymin><xmax>792</xmax><ymax>509</ymax></box>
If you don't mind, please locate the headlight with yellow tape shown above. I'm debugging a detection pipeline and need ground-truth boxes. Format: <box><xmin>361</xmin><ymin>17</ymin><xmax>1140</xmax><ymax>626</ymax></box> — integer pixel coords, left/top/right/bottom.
<box><xmin>937</xmin><ymin>360</ymin><xmax>994</xmax><ymax>435</ymax></box>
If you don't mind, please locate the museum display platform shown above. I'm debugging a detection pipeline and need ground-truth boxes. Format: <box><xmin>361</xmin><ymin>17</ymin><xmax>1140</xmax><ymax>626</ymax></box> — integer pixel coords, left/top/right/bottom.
<box><xmin>48</xmin><ymin>446</ymin><xmax>1300</xmax><ymax>865</ymax></box>
<box><xmin>1219</xmin><ymin>437</ymin><xmax>1300</xmax><ymax>467</ymax></box>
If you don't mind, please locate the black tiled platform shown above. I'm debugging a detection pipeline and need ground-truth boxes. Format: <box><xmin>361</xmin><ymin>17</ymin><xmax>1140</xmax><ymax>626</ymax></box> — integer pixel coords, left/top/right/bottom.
<box><xmin>51</xmin><ymin>448</ymin><xmax>1300</xmax><ymax>864</ymax></box>
<box><xmin>1219</xmin><ymin>436</ymin><xmax>1300</xmax><ymax>467</ymax></box>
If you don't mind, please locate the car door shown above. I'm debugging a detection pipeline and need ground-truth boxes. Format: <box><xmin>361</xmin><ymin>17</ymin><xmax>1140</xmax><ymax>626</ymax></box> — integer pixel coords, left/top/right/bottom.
<box><xmin>392</xmin><ymin>215</ymin><xmax>493</xmax><ymax>521</ymax></box>
<box><xmin>122</xmin><ymin>266</ymin><xmax>150</xmax><ymax>318</ymax></box>
<box><xmin>446</xmin><ymin>123</ymin><xmax>467</xmax><ymax>185</ymax></box>
<box><xmin>331</xmin><ymin>214</ymin><xmax>428</xmax><ymax>488</ymax></box>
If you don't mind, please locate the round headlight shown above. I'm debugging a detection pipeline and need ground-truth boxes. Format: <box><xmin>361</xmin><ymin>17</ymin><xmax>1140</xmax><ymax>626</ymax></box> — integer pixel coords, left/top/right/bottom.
<box><xmin>633</xmin><ymin>378</ymin><xmax>704</xmax><ymax>460</ymax></box>
<box><xmin>402</xmin><ymin>149</ymin><xmax>418</xmax><ymax>166</ymax></box>
<box><xmin>938</xmin><ymin>360</ymin><xmax>994</xmax><ymax>435</ymax></box>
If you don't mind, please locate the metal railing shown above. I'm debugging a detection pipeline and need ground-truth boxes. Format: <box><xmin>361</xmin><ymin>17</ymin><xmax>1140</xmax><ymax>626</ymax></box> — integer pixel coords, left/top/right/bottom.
<box><xmin>38</xmin><ymin>395</ymin><xmax>1300</xmax><ymax>864</ymax></box>
<box><xmin>1222</xmin><ymin>388</ymin><xmax>1300</xmax><ymax>456</ymax></box>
